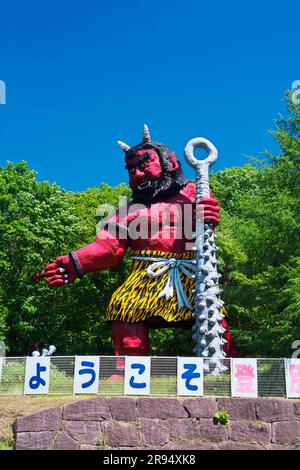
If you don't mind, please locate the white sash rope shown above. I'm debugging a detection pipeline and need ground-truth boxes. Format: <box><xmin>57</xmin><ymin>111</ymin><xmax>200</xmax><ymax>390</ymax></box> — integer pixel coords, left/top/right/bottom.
<box><xmin>131</xmin><ymin>255</ymin><xmax>195</xmax><ymax>310</ymax></box>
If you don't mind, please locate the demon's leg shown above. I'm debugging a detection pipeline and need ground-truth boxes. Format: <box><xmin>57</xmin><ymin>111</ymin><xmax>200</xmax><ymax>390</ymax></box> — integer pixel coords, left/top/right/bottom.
<box><xmin>111</xmin><ymin>321</ymin><xmax>149</xmax><ymax>370</ymax></box>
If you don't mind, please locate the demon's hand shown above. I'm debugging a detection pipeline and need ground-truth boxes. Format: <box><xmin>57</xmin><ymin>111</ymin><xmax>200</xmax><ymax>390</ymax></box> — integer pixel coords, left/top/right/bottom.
<box><xmin>198</xmin><ymin>197</ymin><xmax>220</xmax><ymax>226</ymax></box>
<box><xmin>43</xmin><ymin>254</ymin><xmax>79</xmax><ymax>287</ymax></box>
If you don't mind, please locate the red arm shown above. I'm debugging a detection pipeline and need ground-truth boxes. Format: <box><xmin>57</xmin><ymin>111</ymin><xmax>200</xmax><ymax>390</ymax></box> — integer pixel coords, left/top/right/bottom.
<box><xmin>43</xmin><ymin>210</ymin><xmax>130</xmax><ymax>287</ymax></box>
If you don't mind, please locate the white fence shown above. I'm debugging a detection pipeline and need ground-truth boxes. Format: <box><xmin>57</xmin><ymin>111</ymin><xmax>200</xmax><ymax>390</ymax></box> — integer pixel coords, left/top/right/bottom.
<box><xmin>0</xmin><ymin>356</ymin><xmax>299</xmax><ymax>398</ymax></box>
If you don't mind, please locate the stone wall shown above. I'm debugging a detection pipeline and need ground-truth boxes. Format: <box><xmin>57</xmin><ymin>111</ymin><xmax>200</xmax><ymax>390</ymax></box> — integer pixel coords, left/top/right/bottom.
<box><xmin>13</xmin><ymin>397</ymin><xmax>300</xmax><ymax>450</ymax></box>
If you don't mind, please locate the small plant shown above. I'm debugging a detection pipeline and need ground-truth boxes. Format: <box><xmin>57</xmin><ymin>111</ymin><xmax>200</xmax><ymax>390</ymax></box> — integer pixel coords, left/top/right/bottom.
<box><xmin>0</xmin><ymin>436</ymin><xmax>14</xmax><ymax>451</ymax></box>
<box><xmin>213</xmin><ymin>407</ymin><xmax>230</xmax><ymax>426</ymax></box>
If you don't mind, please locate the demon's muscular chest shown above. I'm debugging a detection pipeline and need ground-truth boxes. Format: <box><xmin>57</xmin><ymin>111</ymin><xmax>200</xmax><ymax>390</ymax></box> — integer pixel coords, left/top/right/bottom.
<box><xmin>121</xmin><ymin>182</ymin><xmax>196</xmax><ymax>253</ymax></box>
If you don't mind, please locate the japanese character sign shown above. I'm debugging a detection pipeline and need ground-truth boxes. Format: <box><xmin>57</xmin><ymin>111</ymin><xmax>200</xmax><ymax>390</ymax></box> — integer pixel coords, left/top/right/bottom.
<box><xmin>73</xmin><ymin>356</ymin><xmax>100</xmax><ymax>394</ymax></box>
<box><xmin>24</xmin><ymin>356</ymin><xmax>50</xmax><ymax>395</ymax></box>
<box><xmin>231</xmin><ymin>358</ymin><xmax>258</xmax><ymax>398</ymax></box>
<box><xmin>124</xmin><ymin>356</ymin><xmax>151</xmax><ymax>395</ymax></box>
<box><xmin>177</xmin><ymin>357</ymin><xmax>203</xmax><ymax>396</ymax></box>
<box><xmin>285</xmin><ymin>359</ymin><xmax>300</xmax><ymax>398</ymax></box>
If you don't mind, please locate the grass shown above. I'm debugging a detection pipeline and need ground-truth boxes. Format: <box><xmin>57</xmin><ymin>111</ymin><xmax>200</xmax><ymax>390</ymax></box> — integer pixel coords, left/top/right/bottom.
<box><xmin>0</xmin><ymin>395</ymin><xmax>86</xmax><ymax>450</ymax></box>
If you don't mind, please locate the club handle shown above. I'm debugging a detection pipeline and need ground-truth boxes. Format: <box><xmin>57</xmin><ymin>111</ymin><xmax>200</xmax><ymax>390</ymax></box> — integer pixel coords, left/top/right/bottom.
<box><xmin>184</xmin><ymin>137</ymin><xmax>218</xmax><ymax>169</ymax></box>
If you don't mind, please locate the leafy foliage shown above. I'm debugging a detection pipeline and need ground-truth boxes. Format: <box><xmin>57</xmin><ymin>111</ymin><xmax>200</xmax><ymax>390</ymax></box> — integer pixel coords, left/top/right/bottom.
<box><xmin>210</xmin><ymin>93</ymin><xmax>300</xmax><ymax>356</ymax></box>
<box><xmin>213</xmin><ymin>407</ymin><xmax>230</xmax><ymax>426</ymax></box>
<box><xmin>0</xmin><ymin>163</ymin><xmax>130</xmax><ymax>355</ymax></box>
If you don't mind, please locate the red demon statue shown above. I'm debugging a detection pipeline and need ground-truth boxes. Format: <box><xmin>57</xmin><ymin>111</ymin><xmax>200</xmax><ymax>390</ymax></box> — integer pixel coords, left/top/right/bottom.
<box><xmin>41</xmin><ymin>125</ymin><xmax>237</xmax><ymax>362</ymax></box>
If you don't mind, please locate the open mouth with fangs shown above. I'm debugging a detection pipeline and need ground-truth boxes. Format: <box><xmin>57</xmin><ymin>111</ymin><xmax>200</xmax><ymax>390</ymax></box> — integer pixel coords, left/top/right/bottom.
<box><xmin>137</xmin><ymin>179</ymin><xmax>152</xmax><ymax>190</ymax></box>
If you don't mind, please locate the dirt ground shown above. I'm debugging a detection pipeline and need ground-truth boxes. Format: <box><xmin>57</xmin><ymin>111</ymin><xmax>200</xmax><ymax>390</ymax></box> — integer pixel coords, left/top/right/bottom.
<box><xmin>0</xmin><ymin>395</ymin><xmax>84</xmax><ymax>450</ymax></box>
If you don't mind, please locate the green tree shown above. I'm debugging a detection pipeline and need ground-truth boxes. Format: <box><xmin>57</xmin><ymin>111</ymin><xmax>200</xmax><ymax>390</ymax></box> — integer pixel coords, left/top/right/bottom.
<box><xmin>0</xmin><ymin>162</ymin><xmax>131</xmax><ymax>355</ymax></box>
<box><xmin>211</xmin><ymin>93</ymin><xmax>300</xmax><ymax>356</ymax></box>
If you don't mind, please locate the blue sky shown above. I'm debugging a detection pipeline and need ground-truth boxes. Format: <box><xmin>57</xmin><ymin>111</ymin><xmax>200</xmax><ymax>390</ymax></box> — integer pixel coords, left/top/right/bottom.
<box><xmin>0</xmin><ymin>0</ymin><xmax>299</xmax><ymax>191</ymax></box>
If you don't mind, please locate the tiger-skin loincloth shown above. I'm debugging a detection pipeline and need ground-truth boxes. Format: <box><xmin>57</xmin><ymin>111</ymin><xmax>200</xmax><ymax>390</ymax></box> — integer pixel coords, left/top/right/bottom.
<box><xmin>106</xmin><ymin>249</ymin><xmax>196</xmax><ymax>323</ymax></box>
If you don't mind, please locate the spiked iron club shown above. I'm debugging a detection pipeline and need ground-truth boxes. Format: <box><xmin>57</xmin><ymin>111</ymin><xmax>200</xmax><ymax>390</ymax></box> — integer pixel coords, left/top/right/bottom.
<box><xmin>184</xmin><ymin>137</ymin><xmax>227</xmax><ymax>374</ymax></box>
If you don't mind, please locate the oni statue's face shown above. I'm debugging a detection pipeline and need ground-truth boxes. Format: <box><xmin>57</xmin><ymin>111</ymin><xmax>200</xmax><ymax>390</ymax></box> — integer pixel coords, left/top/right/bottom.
<box><xmin>118</xmin><ymin>126</ymin><xmax>188</xmax><ymax>203</ymax></box>
<box><xmin>125</xmin><ymin>149</ymin><xmax>162</xmax><ymax>191</ymax></box>
<box><xmin>124</xmin><ymin>143</ymin><xmax>187</xmax><ymax>204</ymax></box>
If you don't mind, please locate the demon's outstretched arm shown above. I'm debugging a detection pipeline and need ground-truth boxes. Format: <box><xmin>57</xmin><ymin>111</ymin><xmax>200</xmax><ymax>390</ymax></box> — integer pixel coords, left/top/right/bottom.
<box><xmin>42</xmin><ymin>212</ymin><xmax>130</xmax><ymax>287</ymax></box>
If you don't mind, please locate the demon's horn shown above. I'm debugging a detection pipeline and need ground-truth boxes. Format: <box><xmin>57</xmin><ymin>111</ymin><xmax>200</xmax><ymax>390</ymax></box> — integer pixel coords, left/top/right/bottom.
<box><xmin>143</xmin><ymin>124</ymin><xmax>151</xmax><ymax>143</ymax></box>
<box><xmin>117</xmin><ymin>140</ymin><xmax>131</xmax><ymax>153</ymax></box>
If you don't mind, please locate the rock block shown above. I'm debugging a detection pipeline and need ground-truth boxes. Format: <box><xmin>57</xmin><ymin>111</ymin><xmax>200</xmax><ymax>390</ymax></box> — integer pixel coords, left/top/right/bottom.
<box><xmin>109</xmin><ymin>397</ymin><xmax>137</xmax><ymax>421</ymax></box>
<box><xmin>228</xmin><ymin>420</ymin><xmax>271</xmax><ymax>444</ymax></box>
<box><xmin>256</xmin><ymin>399</ymin><xmax>295</xmax><ymax>422</ymax></box>
<box><xmin>183</xmin><ymin>398</ymin><xmax>218</xmax><ymax>418</ymax></box>
<box><xmin>167</xmin><ymin>418</ymin><xmax>199</xmax><ymax>440</ymax></box>
<box><xmin>63</xmin><ymin>398</ymin><xmax>111</xmax><ymax>421</ymax></box>
<box><xmin>137</xmin><ymin>398</ymin><xmax>188</xmax><ymax>419</ymax></box>
<box><xmin>64</xmin><ymin>420</ymin><xmax>101</xmax><ymax>445</ymax></box>
<box><xmin>103</xmin><ymin>421</ymin><xmax>139</xmax><ymax>447</ymax></box>
<box><xmin>13</xmin><ymin>407</ymin><xmax>62</xmax><ymax>433</ymax></box>
<box><xmin>15</xmin><ymin>431</ymin><xmax>56</xmax><ymax>450</ymax></box>
<box><xmin>139</xmin><ymin>418</ymin><xmax>169</xmax><ymax>446</ymax></box>
<box><xmin>272</xmin><ymin>420</ymin><xmax>300</xmax><ymax>445</ymax></box>
<box><xmin>217</xmin><ymin>398</ymin><xmax>256</xmax><ymax>420</ymax></box>
<box><xmin>294</xmin><ymin>402</ymin><xmax>300</xmax><ymax>416</ymax></box>
<box><xmin>199</xmin><ymin>418</ymin><xmax>228</xmax><ymax>442</ymax></box>
<box><xmin>53</xmin><ymin>431</ymin><xmax>78</xmax><ymax>450</ymax></box>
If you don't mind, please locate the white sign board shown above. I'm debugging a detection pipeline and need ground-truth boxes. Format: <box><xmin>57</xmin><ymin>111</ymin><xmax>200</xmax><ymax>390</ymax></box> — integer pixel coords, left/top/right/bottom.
<box><xmin>285</xmin><ymin>358</ymin><xmax>300</xmax><ymax>398</ymax></box>
<box><xmin>177</xmin><ymin>357</ymin><xmax>203</xmax><ymax>396</ymax></box>
<box><xmin>73</xmin><ymin>356</ymin><xmax>100</xmax><ymax>394</ymax></box>
<box><xmin>124</xmin><ymin>356</ymin><xmax>151</xmax><ymax>395</ymax></box>
<box><xmin>0</xmin><ymin>80</ymin><xmax>6</xmax><ymax>105</ymax></box>
<box><xmin>24</xmin><ymin>356</ymin><xmax>50</xmax><ymax>395</ymax></box>
<box><xmin>231</xmin><ymin>358</ymin><xmax>258</xmax><ymax>398</ymax></box>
